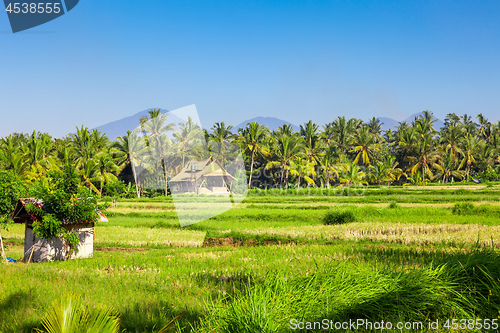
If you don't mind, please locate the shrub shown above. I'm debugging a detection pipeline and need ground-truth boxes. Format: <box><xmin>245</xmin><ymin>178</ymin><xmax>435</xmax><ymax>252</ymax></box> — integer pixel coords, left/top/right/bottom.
<box><xmin>28</xmin><ymin>165</ymin><xmax>106</xmax><ymax>257</ymax></box>
<box><xmin>389</xmin><ymin>202</ymin><xmax>399</xmax><ymax>209</ymax></box>
<box><xmin>323</xmin><ymin>209</ymin><xmax>356</xmax><ymax>225</ymax></box>
<box><xmin>451</xmin><ymin>203</ymin><xmax>474</xmax><ymax>215</ymax></box>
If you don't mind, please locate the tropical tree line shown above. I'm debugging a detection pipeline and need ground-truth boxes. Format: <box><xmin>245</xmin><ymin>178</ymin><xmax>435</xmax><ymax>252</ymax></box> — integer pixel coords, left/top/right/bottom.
<box><xmin>1</xmin><ymin>110</ymin><xmax>500</xmax><ymax>197</ymax></box>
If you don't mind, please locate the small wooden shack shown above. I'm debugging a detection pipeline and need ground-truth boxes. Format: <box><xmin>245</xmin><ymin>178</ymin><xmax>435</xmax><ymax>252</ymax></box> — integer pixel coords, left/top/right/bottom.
<box><xmin>169</xmin><ymin>157</ymin><xmax>236</xmax><ymax>195</ymax></box>
<box><xmin>10</xmin><ymin>199</ymin><xmax>107</xmax><ymax>262</ymax></box>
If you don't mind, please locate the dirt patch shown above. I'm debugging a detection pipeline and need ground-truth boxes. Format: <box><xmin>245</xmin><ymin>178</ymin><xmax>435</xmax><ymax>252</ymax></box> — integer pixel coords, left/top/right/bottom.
<box><xmin>4</xmin><ymin>242</ymin><xmax>23</xmax><ymax>246</ymax></box>
<box><xmin>202</xmin><ymin>237</ymin><xmax>298</xmax><ymax>248</ymax></box>
<box><xmin>95</xmin><ymin>246</ymin><xmax>149</xmax><ymax>252</ymax></box>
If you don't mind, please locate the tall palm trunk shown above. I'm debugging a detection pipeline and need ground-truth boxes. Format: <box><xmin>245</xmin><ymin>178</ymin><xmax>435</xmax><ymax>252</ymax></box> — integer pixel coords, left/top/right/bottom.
<box><xmin>163</xmin><ymin>161</ymin><xmax>169</xmax><ymax>196</ymax></box>
<box><xmin>248</xmin><ymin>150</ymin><xmax>255</xmax><ymax>189</ymax></box>
<box><xmin>131</xmin><ymin>163</ymin><xmax>141</xmax><ymax>198</ymax></box>
<box><xmin>0</xmin><ymin>230</ymin><xmax>5</xmax><ymax>260</ymax></box>
<box><xmin>280</xmin><ymin>163</ymin><xmax>285</xmax><ymax>188</ymax></box>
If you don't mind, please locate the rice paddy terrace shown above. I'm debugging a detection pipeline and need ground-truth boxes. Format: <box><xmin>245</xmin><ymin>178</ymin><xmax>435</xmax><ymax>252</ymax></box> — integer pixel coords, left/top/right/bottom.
<box><xmin>2</xmin><ymin>185</ymin><xmax>500</xmax><ymax>332</ymax></box>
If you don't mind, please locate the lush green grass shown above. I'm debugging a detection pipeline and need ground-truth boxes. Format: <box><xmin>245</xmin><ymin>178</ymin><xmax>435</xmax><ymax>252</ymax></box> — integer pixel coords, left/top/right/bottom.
<box><xmin>198</xmin><ymin>247</ymin><xmax>500</xmax><ymax>333</ymax></box>
<box><xmin>3</xmin><ymin>187</ymin><xmax>500</xmax><ymax>332</ymax></box>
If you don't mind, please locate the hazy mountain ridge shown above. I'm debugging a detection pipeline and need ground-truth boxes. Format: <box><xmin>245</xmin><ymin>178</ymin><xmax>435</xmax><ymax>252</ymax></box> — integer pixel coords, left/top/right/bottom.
<box><xmin>95</xmin><ymin>110</ymin><xmax>449</xmax><ymax>140</ymax></box>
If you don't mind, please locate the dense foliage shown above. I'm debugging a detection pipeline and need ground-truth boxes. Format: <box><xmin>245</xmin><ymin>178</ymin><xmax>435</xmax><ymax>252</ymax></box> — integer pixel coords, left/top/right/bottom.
<box><xmin>26</xmin><ymin>166</ymin><xmax>101</xmax><ymax>256</ymax></box>
<box><xmin>323</xmin><ymin>208</ymin><xmax>357</xmax><ymax>225</ymax></box>
<box><xmin>1</xmin><ymin>110</ymin><xmax>500</xmax><ymax>197</ymax></box>
<box><xmin>0</xmin><ymin>170</ymin><xmax>26</xmax><ymax>221</ymax></box>
<box><xmin>0</xmin><ymin>170</ymin><xmax>27</xmax><ymax>259</ymax></box>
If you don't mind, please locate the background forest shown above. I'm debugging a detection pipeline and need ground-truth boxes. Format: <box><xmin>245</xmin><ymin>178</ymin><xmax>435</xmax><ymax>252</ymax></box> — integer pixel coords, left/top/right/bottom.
<box><xmin>1</xmin><ymin>110</ymin><xmax>500</xmax><ymax>198</ymax></box>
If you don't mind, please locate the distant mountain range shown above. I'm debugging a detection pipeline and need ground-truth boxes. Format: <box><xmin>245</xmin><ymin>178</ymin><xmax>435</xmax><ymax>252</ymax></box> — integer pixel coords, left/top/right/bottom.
<box><xmin>234</xmin><ymin>112</ymin><xmax>445</xmax><ymax>133</ymax></box>
<box><xmin>94</xmin><ymin>109</ymin><xmax>446</xmax><ymax>140</ymax></box>
<box><xmin>234</xmin><ymin>117</ymin><xmax>300</xmax><ymax>132</ymax></box>
<box><xmin>95</xmin><ymin>108</ymin><xmax>169</xmax><ymax>140</ymax></box>
<box><xmin>378</xmin><ymin>112</ymin><xmax>445</xmax><ymax>132</ymax></box>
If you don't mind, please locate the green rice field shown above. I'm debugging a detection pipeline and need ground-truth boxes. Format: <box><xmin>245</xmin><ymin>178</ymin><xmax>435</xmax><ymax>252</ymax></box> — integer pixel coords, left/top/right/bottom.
<box><xmin>2</xmin><ymin>185</ymin><xmax>500</xmax><ymax>332</ymax></box>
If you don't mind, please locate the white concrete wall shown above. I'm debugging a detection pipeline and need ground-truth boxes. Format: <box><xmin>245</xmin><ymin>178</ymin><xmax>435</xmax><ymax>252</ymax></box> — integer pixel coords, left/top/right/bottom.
<box><xmin>24</xmin><ymin>224</ymin><xmax>94</xmax><ymax>262</ymax></box>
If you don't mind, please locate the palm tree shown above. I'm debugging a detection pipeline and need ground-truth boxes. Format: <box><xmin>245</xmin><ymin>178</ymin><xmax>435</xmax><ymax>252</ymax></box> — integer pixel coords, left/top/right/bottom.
<box><xmin>414</xmin><ymin>110</ymin><xmax>438</xmax><ymax>135</ymax></box>
<box><xmin>70</xmin><ymin>126</ymin><xmax>105</xmax><ymax>168</ymax></box>
<box><xmin>477</xmin><ymin>113</ymin><xmax>490</xmax><ymax>140</ymax></box>
<box><xmin>331</xmin><ymin>116</ymin><xmax>357</xmax><ymax>153</ymax></box>
<box><xmin>407</xmin><ymin>134</ymin><xmax>440</xmax><ymax>182</ymax></box>
<box><xmin>299</xmin><ymin>120</ymin><xmax>322</xmax><ymax>184</ymax></box>
<box><xmin>460</xmin><ymin>133</ymin><xmax>482</xmax><ymax>179</ymax></box>
<box><xmin>320</xmin><ymin>145</ymin><xmax>341</xmax><ymax>188</ymax></box>
<box><xmin>115</xmin><ymin>130</ymin><xmax>150</xmax><ymax>197</ymax></box>
<box><xmin>440</xmin><ymin>124</ymin><xmax>464</xmax><ymax>163</ymax></box>
<box><xmin>290</xmin><ymin>156</ymin><xmax>316</xmax><ymax>188</ymax></box>
<box><xmin>266</xmin><ymin>134</ymin><xmax>305</xmax><ymax>188</ymax></box>
<box><xmin>367</xmin><ymin>117</ymin><xmax>384</xmax><ymax>141</ymax></box>
<box><xmin>172</xmin><ymin>117</ymin><xmax>205</xmax><ymax>168</ymax></box>
<box><xmin>434</xmin><ymin>151</ymin><xmax>465</xmax><ymax>183</ymax></box>
<box><xmin>24</xmin><ymin>131</ymin><xmax>57</xmax><ymax>179</ymax></box>
<box><xmin>461</xmin><ymin>114</ymin><xmax>478</xmax><ymax>135</ymax></box>
<box><xmin>207</xmin><ymin>122</ymin><xmax>236</xmax><ymax>165</ymax></box>
<box><xmin>338</xmin><ymin>159</ymin><xmax>368</xmax><ymax>187</ymax></box>
<box><xmin>91</xmin><ymin>152</ymin><xmax>120</xmax><ymax>194</ymax></box>
<box><xmin>351</xmin><ymin>126</ymin><xmax>379</xmax><ymax>166</ymax></box>
<box><xmin>238</xmin><ymin>122</ymin><xmax>270</xmax><ymax>189</ymax></box>
<box><xmin>368</xmin><ymin>155</ymin><xmax>403</xmax><ymax>185</ymax></box>
<box><xmin>444</xmin><ymin>113</ymin><xmax>460</xmax><ymax>128</ymax></box>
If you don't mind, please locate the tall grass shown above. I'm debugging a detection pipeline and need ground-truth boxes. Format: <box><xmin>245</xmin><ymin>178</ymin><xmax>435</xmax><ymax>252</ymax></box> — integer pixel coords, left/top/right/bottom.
<box><xmin>198</xmin><ymin>248</ymin><xmax>500</xmax><ymax>333</ymax></box>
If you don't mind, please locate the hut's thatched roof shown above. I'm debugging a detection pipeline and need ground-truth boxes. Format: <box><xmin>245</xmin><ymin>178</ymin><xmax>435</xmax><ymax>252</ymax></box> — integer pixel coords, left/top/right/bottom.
<box><xmin>169</xmin><ymin>157</ymin><xmax>236</xmax><ymax>183</ymax></box>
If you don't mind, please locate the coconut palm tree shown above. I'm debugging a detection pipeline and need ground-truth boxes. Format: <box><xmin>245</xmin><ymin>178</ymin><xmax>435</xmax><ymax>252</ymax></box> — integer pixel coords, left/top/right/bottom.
<box><xmin>172</xmin><ymin>117</ymin><xmax>205</xmax><ymax>168</ymax></box>
<box><xmin>114</xmin><ymin>130</ymin><xmax>150</xmax><ymax>197</ymax></box>
<box><xmin>351</xmin><ymin>126</ymin><xmax>379</xmax><ymax>166</ymax></box>
<box><xmin>460</xmin><ymin>133</ymin><xmax>483</xmax><ymax>179</ymax></box>
<box><xmin>238</xmin><ymin>122</ymin><xmax>270</xmax><ymax>189</ymax></box>
<box><xmin>331</xmin><ymin>116</ymin><xmax>357</xmax><ymax>153</ymax></box>
<box><xmin>320</xmin><ymin>145</ymin><xmax>341</xmax><ymax>188</ymax></box>
<box><xmin>207</xmin><ymin>122</ymin><xmax>236</xmax><ymax>166</ymax></box>
<box><xmin>440</xmin><ymin>124</ymin><xmax>464</xmax><ymax>163</ymax></box>
<box><xmin>434</xmin><ymin>151</ymin><xmax>465</xmax><ymax>183</ymax></box>
<box><xmin>338</xmin><ymin>159</ymin><xmax>368</xmax><ymax>187</ymax></box>
<box><xmin>300</xmin><ymin>120</ymin><xmax>321</xmax><ymax>163</ymax></box>
<box><xmin>407</xmin><ymin>134</ymin><xmax>440</xmax><ymax>182</ymax></box>
<box><xmin>367</xmin><ymin>117</ymin><xmax>384</xmax><ymax>141</ymax></box>
<box><xmin>289</xmin><ymin>156</ymin><xmax>316</xmax><ymax>188</ymax></box>
<box><xmin>91</xmin><ymin>152</ymin><xmax>120</xmax><ymax>194</ymax></box>
<box><xmin>461</xmin><ymin>114</ymin><xmax>478</xmax><ymax>135</ymax></box>
<box><xmin>368</xmin><ymin>155</ymin><xmax>403</xmax><ymax>185</ymax></box>
<box><xmin>266</xmin><ymin>134</ymin><xmax>305</xmax><ymax>188</ymax></box>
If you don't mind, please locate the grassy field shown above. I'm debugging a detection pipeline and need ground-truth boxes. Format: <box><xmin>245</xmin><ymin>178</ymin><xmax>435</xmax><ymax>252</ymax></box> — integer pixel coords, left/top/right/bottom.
<box><xmin>2</xmin><ymin>185</ymin><xmax>500</xmax><ymax>332</ymax></box>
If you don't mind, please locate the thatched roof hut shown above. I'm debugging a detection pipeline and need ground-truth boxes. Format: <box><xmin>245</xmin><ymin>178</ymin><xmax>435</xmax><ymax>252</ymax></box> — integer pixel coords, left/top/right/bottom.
<box><xmin>169</xmin><ymin>157</ymin><xmax>236</xmax><ymax>194</ymax></box>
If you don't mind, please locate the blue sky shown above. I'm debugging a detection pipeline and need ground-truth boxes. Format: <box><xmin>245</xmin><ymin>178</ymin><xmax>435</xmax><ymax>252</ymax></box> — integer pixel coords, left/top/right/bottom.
<box><xmin>1</xmin><ymin>0</ymin><xmax>499</xmax><ymax>138</ymax></box>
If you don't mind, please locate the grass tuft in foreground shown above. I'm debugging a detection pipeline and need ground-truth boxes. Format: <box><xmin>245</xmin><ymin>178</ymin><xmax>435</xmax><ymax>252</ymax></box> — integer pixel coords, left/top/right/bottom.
<box><xmin>198</xmin><ymin>247</ymin><xmax>500</xmax><ymax>333</ymax></box>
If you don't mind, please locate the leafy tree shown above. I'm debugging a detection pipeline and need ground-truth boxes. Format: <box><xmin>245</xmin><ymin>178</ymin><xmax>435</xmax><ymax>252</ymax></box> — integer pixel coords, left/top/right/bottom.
<box><xmin>27</xmin><ymin>166</ymin><xmax>103</xmax><ymax>259</ymax></box>
<box><xmin>0</xmin><ymin>170</ymin><xmax>26</xmax><ymax>260</ymax></box>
